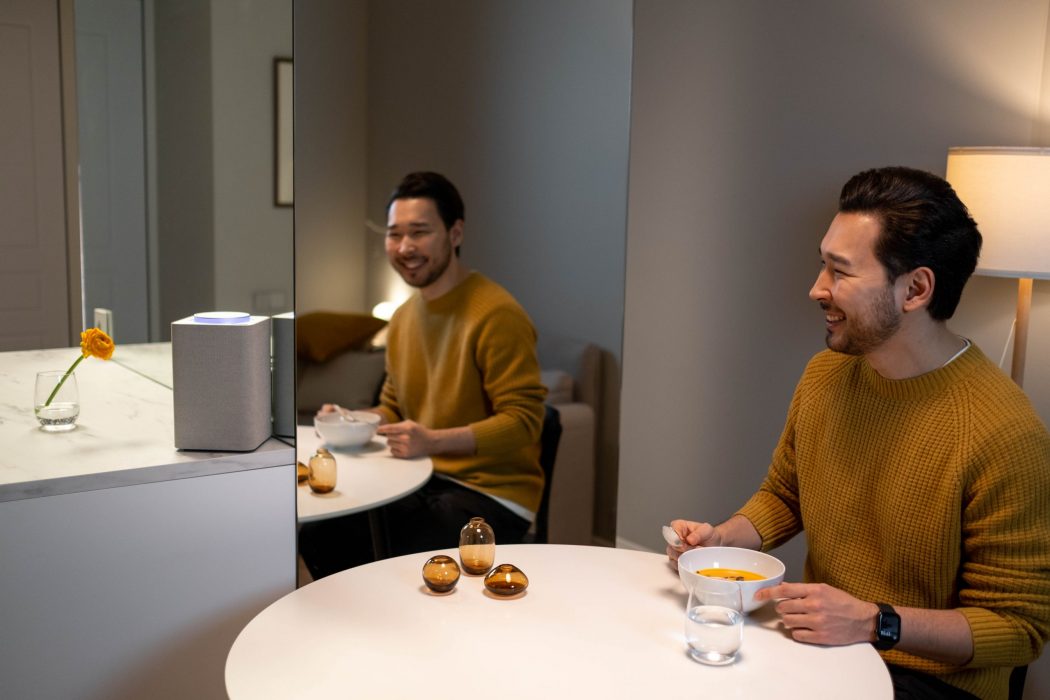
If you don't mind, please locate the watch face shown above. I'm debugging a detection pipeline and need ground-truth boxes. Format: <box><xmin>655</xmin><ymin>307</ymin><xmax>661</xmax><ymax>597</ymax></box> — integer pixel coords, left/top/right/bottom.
<box><xmin>876</xmin><ymin>605</ymin><xmax>901</xmax><ymax>649</ymax></box>
<box><xmin>879</xmin><ymin>614</ymin><xmax>900</xmax><ymax>640</ymax></box>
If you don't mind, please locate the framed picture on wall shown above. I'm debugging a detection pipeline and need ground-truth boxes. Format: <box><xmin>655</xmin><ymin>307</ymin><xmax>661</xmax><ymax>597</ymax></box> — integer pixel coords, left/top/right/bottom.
<box><xmin>274</xmin><ymin>57</ymin><xmax>293</xmax><ymax>207</ymax></box>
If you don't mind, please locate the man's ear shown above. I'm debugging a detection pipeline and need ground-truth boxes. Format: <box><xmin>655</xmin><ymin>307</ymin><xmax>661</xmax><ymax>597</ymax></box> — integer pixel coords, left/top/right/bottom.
<box><xmin>449</xmin><ymin>219</ymin><xmax>464</xmax><ymax>248</ymax></box>
<box><xmin>901</xmin><ymin>266</ymin><xmax>935</xmax><ymax>313</ymax></box>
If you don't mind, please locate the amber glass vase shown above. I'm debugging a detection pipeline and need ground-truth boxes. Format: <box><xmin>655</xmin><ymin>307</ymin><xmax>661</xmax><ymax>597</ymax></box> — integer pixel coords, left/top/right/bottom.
<box><xmin>458</xmin><ymin>517</ymin><xmax>496</xmax><ymax>575</ymax></box>
<box><xmin>307</xmin><ymin>448</ymin><xmax>337</xmax><ymax>494</ymax></box>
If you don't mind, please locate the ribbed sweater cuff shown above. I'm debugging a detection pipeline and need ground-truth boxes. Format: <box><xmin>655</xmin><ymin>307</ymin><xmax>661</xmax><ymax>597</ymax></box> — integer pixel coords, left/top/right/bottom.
<box><xmin>959</xmin><ymin>607</ymin><xmax>1023</xmax><ymax>668</ymax></box>
<box><xmin>471</xmin><ymin>417</ymin><xmax>519</xmax><ymax>456</ymax></box>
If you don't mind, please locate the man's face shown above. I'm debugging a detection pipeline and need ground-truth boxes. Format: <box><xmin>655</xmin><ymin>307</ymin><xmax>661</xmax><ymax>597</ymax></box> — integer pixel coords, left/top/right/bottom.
<box><xmin>385</xmin><ymin>197</ymin><xmax>462</xmax><ymax>290</ymax></box>
<box><xmin>809</xmin><ymin>212</ymin><xmax>903</xmax><ymax>355</ymax></box>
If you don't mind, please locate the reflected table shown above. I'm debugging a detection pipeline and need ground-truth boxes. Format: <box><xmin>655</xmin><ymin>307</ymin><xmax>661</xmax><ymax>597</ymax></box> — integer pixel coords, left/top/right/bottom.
<box><xmin>226</xmin><ymin>544</ymin><xmax>893</xmax><ymax>699</ymax></box>
<box><xmin>296</xmin><ymin>425</ymin><xmax>432</xmax><ymax>560</ymax></box>
<box><xmin>296</xmin><ymin>425</ymin><xmax>432</xmax><ymax>522</ymax></box>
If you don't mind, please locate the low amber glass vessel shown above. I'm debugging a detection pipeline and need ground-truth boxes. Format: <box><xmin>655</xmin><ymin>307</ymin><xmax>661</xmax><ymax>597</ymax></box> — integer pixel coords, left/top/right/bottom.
<box><xmin>483</xmin><ymin>564</ymin><xmax>528</xmax><ymax>596</ymax></box>
<box><xmin>459</xmin><ymin>517</ymin><xmax>496</xmax><ymax>575</ymax></box>
<box><xmin>422</xmin><ymin>555</ymin><xmax>461</xmax><ymax>593</ymax></box>
<box><xmin>307</xmin><ymin>449</ymin><xmax>336</xmax><ymax>494</ymax></box>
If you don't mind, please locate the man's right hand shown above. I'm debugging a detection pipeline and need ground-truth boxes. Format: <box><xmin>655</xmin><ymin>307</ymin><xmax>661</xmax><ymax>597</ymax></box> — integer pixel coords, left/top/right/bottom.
<box><xmin>666</xmin><ymin>515</ymin><xmax>762</xmax><ymax>568</ymax></box>
<box><xmin>666</xmin><ymin>520</ymin><xmax>723</xmax><ymax>567</ymax></box>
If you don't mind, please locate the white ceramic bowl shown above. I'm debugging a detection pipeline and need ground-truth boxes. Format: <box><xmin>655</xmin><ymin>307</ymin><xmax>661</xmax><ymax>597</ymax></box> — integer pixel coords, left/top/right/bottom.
<box><xmin>678</xmin><ymin>546</ymin><xmax>785</xmax><ymax>613</ymax></box>
<box><xmin>314</xmin><ymin>411</ymin><xmax>380</xmax><ymax>448</ymax></box>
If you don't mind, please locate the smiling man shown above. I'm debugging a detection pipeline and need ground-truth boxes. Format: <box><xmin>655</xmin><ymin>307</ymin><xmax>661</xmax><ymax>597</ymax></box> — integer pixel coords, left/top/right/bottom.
<box><xmin>303</xmin><ymin>172</ymin><xmax>547</xmax><ymax>575</ymax></box>
<box><xmin>668</xmin><ymin>167</ymin><xmax>1050</xmax><ymax>699</ymax></box>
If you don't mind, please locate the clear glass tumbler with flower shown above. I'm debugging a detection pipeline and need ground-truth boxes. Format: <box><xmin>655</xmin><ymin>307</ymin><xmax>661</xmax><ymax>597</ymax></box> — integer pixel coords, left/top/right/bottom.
<box><xmin>34</xmin><ymin>328</ymin><xmax>115</xmax><ymax>432</ymax></box>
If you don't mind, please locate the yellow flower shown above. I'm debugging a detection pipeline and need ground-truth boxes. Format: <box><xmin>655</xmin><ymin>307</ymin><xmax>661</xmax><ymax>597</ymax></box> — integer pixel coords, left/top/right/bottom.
<box><xmin>44</xmin><ymin>328</ymin><xmax>116</xmax><ymax>407</ymax></box>
<box><xmin>81</xmin><ymin>327</ymin><xmax>115</xmax><ymax>360</ymax></box>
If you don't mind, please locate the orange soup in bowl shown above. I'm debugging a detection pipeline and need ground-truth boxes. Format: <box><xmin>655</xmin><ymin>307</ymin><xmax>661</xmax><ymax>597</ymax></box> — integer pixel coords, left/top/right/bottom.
<box><xmin>697</xmin><ymin>567</ymin><xmax>765</xmax><ymax>582</ymax></box>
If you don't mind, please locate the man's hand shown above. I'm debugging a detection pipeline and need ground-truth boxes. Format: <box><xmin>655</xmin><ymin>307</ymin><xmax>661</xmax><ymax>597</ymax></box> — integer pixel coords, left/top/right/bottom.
<box><xmin>377</xmin><ymin>420</ymin><xmax>432</xmax><ymax>459</ymax></box>
<box><xmin>665</xmin><ymin>515</ymin><xmax>762</xmax><ymax>568</ymax></box>
<box><xmin>666</xmin><ymin>520</ymin><xmax>722</xmax><ymax>565</ymax></box>
<box><xmin>754</xmin><ymin>582</ymin><xmax>876</xmax><ymax>646</ymax></box>
<box><xmin>317</xmin><ymin>403</ymin><xmax>347</xmax><ymax>417</ymax></box>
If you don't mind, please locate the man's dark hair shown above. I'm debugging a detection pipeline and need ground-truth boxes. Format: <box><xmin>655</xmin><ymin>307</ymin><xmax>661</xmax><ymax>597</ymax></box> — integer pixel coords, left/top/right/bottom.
<box><xmin>839</xmin><ymin>166</ymin><xmax>982</xmax><ymax>320</ymax></box>
<box><xmin>386</xmin><ymin>171</ymin><xmax>465</xmax><ymax>230</ymax></box>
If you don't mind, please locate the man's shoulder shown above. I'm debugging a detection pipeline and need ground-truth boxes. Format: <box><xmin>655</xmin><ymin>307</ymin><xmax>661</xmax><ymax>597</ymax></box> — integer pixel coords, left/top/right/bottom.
<box><xmin>799</xmin><ymin>349</ymin><xmax>857</xmax><ymax>384</ymax></box>
<box><xmin>461</xmin><ymin>273</ymin><xmax>531</xmax><ymax>318</ymax></box>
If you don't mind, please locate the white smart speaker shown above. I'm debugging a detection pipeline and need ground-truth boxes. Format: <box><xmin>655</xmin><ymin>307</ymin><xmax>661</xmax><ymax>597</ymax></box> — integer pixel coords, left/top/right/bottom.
<box><xmin>172</xmin><ymin>312</ymin><xmax>272</xmax><ymax>451</ymax></box>
<box><xmin>271</xmin><ymin>311</ymin><xmax>295</xmax><ymax>438</ymax></box>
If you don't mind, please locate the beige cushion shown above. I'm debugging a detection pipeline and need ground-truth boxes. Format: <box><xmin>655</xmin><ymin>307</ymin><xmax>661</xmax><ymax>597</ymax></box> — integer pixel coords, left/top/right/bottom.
<box><xmin>541</xmin><ymin>369</ymin><xmax>574</xmax><ymax>405</ymax></box>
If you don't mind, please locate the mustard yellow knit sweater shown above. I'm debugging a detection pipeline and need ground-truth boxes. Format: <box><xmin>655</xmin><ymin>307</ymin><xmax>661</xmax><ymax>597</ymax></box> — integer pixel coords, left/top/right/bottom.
<box><xmin>377</xmin><ymin>272</ymin><xmax>547</xmax><ymax>512</ymax></box>
<box><xmin>738</xmin><ymin>345</ymin><xmax>1050</xmax><ymax>700</ymax></box>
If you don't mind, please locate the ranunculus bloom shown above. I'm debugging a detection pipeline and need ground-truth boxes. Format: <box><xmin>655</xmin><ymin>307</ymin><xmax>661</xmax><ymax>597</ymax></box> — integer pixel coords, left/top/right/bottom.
<box><xmin>80</xmin><ymin>328</ymin><xmax>115</xmax><ymax>360</ymax></box>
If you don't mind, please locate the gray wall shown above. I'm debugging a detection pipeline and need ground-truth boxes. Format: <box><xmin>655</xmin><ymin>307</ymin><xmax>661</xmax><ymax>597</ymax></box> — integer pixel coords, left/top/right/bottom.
<box><xmin>620</xmin><ymin>0</ymin><xmax>1050</xmax><ymax>693</ymax></box>
<box><xmin>293</xmin><ymin>0</ymin><xmax>369</xmax><ymax>314</ymax></box>
<box><xmin>154</xmin><ymin>0</ymin><xmax>293</xmax><ymax>336</ymax></box>
<box><xmin>211</xmin><ymin>0</ymin><xmax>293</xmax><ymax>316</ymax></box>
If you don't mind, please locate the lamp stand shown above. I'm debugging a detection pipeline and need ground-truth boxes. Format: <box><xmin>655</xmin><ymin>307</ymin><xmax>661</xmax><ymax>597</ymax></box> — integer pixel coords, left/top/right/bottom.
<box><xmin>1011</xmin><ymin>277</ymin><xmax>1033</xmax><ymax>387</ymax></box>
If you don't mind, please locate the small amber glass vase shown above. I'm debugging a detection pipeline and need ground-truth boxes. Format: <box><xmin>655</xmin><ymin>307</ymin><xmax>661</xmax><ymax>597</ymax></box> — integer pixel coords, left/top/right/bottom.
<box><xmin>307</xmin><ymin>448</ymin><xmax>337</xmax><ymax>494</ymax></box>
<box><xmin>459</xmin><ymin>516</ymin><xmax>496</xmax><ymax>575</ymax></box>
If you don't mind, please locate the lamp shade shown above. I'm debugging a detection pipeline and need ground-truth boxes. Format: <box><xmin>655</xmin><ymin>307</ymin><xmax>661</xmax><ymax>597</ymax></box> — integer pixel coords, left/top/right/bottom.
<box><xmin>945</xmin><ymin>147</ymin><xmax>1050</xmax><ymax>280</ymax></box>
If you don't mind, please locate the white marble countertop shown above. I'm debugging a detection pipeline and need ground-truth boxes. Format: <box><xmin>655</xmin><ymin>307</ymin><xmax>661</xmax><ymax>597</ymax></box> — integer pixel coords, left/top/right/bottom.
<box><xmin>0</xmin><ymin>346</ymin><xmax>293</xmax><ymax>502</ymax></box>
<box><xmin>112</xmin><ymin>341</ymin><xmax>175</xmax><ymax>388</ymax></box>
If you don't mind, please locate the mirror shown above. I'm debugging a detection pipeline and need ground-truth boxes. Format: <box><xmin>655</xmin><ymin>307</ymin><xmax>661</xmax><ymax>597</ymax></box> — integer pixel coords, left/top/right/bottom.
<box><xmin>74</xmin><ymin>0</ymin><xmax>293</xmax><ymax>344</ymax></box>
<box><xmin>293</xmin><ymin>0</ymin><xmax>631</xmax><ymax>567</ymax></box>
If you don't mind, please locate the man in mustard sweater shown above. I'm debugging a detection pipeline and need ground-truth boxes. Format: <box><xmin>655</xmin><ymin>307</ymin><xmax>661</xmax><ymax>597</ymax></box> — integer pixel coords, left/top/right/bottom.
<box><xmin>303</xmin><ymin>172</ymin><xmax>546</xmax><ymax>575</ymax></box>
<box><xmin>374</xmin><ymin>171</ymin><xmax>546</xmax><ymax>554</ymax></box>
<box><xmin>668</xmin><ymin>167</ymin><xmax>1050</xmax><ymax>699</ymax></box>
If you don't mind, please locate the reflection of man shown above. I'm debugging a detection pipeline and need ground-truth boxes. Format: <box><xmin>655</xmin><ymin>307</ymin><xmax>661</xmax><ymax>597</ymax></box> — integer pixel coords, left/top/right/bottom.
<box><xmin>668</xmin><ymin>167</ymin><xmax>1050</xmax><ymax>699</ymax></box>
<box><xmin>302</xmin><ymin>172</ymin><xmax>546</xmax><ymax>576</ymax></box>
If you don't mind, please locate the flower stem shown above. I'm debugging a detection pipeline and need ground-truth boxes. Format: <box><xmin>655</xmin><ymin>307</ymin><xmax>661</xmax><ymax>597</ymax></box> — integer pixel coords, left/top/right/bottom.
<box><xmin>45</xmin><ymin>354</ymin><xmax>85</xmax><ymax>407</ymax></box>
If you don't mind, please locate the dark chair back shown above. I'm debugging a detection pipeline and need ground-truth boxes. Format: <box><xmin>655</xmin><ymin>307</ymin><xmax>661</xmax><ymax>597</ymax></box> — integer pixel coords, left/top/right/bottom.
<box><xmin>534</xmin><ymin>404</ymin><xmax>562</xmax><ymax>544</ymax></box>
<box><xmin>1009</xmin><ymin>665</ymin><xmax>1027</xmax><ymax>700</ymax></box>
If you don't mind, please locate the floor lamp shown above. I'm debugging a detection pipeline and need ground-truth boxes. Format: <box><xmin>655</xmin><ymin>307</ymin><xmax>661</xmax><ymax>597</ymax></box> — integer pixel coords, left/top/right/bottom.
<box><xmin>946</xmin><ymin>147</ymin><xmax>1050</xmax><ymax>388</ymax></box>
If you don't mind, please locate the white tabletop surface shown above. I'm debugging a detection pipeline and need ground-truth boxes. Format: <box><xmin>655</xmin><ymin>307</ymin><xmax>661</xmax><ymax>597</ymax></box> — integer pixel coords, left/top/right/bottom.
<box><xmin>0</xmin><ymin>346</ymin><xmax>292</xmax><ymax>501</ymax></box>
<box><xmin>296</xmin><ymin>424</ymin><xmax>432</xmax><ymax>522</ymax></box>
<box><xmin>226</xmin><ymin>544</ymin><xmax>893</xmax><ymax>699</ymax></box>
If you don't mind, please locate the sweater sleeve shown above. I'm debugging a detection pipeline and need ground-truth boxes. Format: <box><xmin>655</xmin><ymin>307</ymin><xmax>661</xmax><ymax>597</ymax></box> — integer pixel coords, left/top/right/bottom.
<box><xmin>375</xmin><ymin>372</ymin><xmax>402</xmax><ymax>425</ymax></box>
<box><xmin>468</xmin><ymin>307</ymin><xmax>546</xmax><ymax>456</ymax></box>
<box><xmin>956</xmin><ymin>415</ymin><xmax>1050</xmax><ymax>669</ymax></box>
<box><xmin>737</xmin><ymin>384</ymin><xmax>805</xmax><ymax>551</ymax></box>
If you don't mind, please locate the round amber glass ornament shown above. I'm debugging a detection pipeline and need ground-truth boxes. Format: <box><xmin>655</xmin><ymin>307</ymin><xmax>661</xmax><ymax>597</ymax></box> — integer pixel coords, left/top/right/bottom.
<box><xmin>483</xmin><ymin>564</ymin><xmax>528</xmax><ymax>596</ymax></box>
<box><xmin>422</xmin><ymin>555</ymin><xmax>461</xmax><ymax>593</ymax></box>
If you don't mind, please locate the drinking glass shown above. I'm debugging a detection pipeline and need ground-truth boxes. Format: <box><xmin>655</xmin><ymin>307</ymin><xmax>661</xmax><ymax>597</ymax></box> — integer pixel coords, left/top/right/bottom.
<box><xmin>34</xmin><ymin>370</ymin><xmax>80</xmax><ymax>432</ymax></box>
<box><xmin>684</xmin><ymin>577</ymin><xmax>744</xmax><ymax>665</ymax></box>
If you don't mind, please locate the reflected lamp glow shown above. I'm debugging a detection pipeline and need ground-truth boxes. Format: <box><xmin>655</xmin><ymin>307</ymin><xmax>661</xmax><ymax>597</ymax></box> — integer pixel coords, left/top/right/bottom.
<box><xmin>372</xmin><ymin>299</ymin><xmax>408</xmax><ymax>321</ymax></box>
<box><xmin>946</xmin><ymin>147</ymin><xmax>1050</xmax><ymax>386</ymax></box>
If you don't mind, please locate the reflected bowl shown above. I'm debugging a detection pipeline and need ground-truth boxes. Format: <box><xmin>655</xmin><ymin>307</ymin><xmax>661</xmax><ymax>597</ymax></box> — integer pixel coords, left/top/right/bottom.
<box><xmin>314</xmin><ymin>411</ymin><xmax>380</xmax><ymax>448</ymax></box>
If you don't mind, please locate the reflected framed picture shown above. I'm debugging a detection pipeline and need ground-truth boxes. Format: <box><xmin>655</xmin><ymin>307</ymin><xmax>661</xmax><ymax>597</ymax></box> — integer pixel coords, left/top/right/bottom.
<box><xmin>274</xmin><ymin>57</ymin><xmax>293</xmax><ymax>207</ymax></box>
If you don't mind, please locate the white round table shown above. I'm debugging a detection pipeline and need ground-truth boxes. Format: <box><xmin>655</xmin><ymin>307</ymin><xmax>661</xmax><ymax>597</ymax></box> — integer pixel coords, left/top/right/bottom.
<box><xmin>296</xmin><ymin>425</ymin><xmax>432</xmax><ymax>522</ymax></box>
<box><xmin>226</xmin><ymin>544</ymin><xmax>893</xmax><ymax>699</ymax></box>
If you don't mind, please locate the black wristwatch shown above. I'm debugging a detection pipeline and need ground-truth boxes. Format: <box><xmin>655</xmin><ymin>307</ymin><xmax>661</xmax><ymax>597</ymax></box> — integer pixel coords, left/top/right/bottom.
<box><xmin>874</xmin><ymin>602</ymin><xmax>901</xmax><ymax>650</ymax></box>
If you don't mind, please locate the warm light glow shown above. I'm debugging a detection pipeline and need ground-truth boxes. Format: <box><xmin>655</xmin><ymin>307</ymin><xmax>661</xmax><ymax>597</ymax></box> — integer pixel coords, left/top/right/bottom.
<box><xmin>946</xmin><ymin>147</ymin><xmax>1050</xmax><ymax>280</ymax></box>
<box><xmin>372</xmin><ymin>301</ymin><xmax>399</xmax><ymax>321</ymax></box>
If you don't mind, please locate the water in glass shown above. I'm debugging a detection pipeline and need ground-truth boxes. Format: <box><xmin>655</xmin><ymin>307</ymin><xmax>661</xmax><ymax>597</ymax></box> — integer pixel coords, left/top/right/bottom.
<box><xmin>684</xmin><ymin>579</ymin><xmax>743</xmax><ymax>665</ymax></box>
